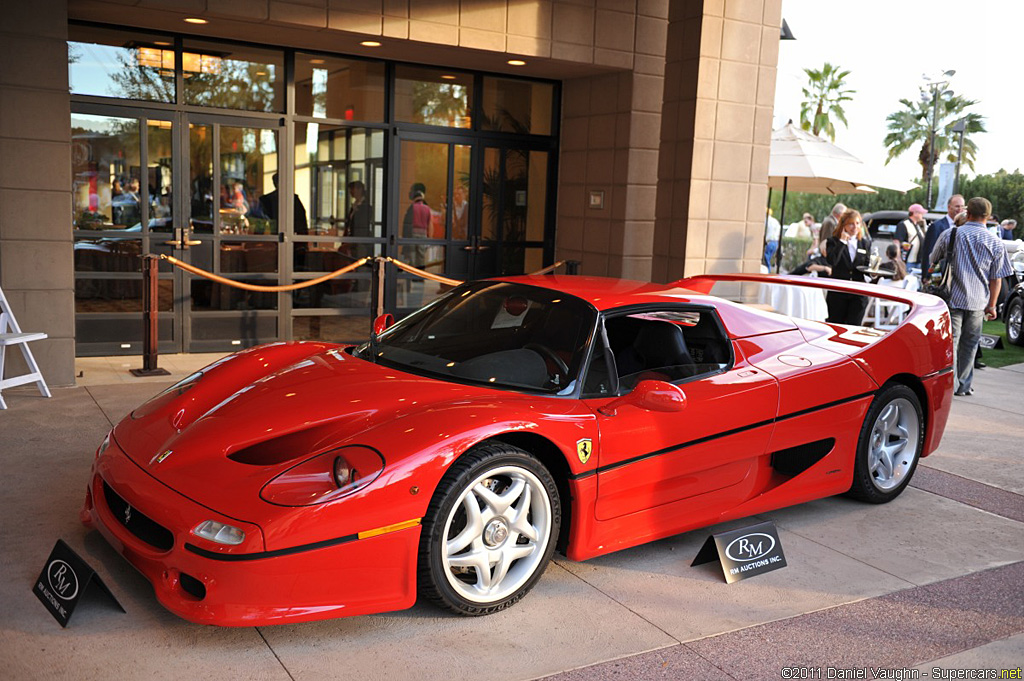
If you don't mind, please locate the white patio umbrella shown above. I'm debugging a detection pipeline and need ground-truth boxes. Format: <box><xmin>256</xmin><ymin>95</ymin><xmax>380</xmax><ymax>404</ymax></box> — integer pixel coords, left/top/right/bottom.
<box><xmin>767</xmin><ymin>123</ymin><xmax>917</xmax><ymax>270</ymax></box>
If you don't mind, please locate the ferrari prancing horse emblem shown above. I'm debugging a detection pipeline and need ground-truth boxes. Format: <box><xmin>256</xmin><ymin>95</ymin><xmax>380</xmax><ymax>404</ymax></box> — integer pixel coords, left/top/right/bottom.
<box><xmin>576</xmin><ymin>438</ymin><xmax>593</xmax><ymax>464</ymax></box>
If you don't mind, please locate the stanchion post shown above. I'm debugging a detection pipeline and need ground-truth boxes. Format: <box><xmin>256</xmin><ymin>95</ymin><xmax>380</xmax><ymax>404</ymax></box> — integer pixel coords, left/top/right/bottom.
<box><xmin>130</xmin><ymin>255</ymin><xmax>170</xmax><ymax>377</ymax></box>
<box><xmin>565</xmin><ymin>260</ymin><xmax>581</xmax><ymax>275</ymax></box>
<box><xmin>370</xmin><ymin>257</ymin><xmax>386</xmax><ymax>324</ymax></box>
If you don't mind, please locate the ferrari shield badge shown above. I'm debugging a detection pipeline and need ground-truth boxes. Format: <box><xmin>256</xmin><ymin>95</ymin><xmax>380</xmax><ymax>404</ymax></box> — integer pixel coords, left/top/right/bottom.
<box><xmin>576</xmin><ymin>438</ymin><xmax>593</xmax><ymax>464</ymax></box>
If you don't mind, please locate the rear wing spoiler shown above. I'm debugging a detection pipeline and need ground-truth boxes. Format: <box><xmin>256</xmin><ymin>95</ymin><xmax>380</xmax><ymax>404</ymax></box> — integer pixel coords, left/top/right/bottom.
<box><xmin>672</xmin><ymin>273</ymin><xmax>948</xmax><ymax>318</ymax></box>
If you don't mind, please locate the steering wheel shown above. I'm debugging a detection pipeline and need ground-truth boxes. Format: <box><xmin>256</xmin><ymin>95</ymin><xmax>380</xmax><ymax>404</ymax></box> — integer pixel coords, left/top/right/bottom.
<box><xmin>524</xmin><ymin>343</ymin><xmax>569</xmax><ymax>376</ymax></box>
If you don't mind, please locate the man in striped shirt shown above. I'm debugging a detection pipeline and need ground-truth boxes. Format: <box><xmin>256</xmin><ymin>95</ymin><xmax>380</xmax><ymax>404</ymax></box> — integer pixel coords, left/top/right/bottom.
<box><xmin>929</xmin><ymin>196</ymin><xmax>1014</xmax><ymax>396</ymax></box>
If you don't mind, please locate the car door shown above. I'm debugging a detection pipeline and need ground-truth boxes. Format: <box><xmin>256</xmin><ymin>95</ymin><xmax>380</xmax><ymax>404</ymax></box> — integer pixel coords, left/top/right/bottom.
<box><xmin>583</xmin><ymin>306</ymin><xmax>779</xmax><ymax>521</ymax></box>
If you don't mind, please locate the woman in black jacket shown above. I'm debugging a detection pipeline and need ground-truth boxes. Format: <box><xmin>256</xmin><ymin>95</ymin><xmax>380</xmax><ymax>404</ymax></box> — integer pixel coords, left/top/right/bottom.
<box><xmin>823</xmin><ymin>209</ymin><xmax>871</xmax><ymax>325</ymax></box>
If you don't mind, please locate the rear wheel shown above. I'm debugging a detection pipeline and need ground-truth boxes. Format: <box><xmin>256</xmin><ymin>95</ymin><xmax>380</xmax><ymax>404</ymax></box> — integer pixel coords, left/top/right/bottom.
<box><xmin>848</xmin><ymin>384</ymin><xmax>923</xmax><ymax>503</ymax></box>
<box><xmin>418</xmin><ymin>443</ymin><xmax>560</xmax><ymax>615</ymax></box>
<box><xmin>1007</xmin><ymin>297</ymin><xmax>1023</xmax><ymax>346</ymax></box>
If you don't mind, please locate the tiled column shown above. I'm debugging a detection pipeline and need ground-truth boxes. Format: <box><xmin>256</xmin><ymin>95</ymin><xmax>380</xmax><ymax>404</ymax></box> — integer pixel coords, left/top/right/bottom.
<box><xmin>555</xmin><ymin>0</ymin><xmax>668</xmax><ymax>281</ymax></box>
<box><xmin>652</xmin><ymin>0</ymin><xmax>781</xmax><ymax>286</ymax></box>
<box><xmin>0</xmin><ymin>1</ymin><xmax>75</xmax><ymax>386</ymax></box>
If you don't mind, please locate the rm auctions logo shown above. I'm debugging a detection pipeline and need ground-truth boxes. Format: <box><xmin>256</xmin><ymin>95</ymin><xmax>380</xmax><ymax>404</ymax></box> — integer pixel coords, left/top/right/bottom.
<box><xmin>725</xmin><ymin>533</ymin><xmax>775</xmax><ymax>562</ymax></box>
<box><xmin>46</xmin><ymin>559</ymin><xmax>80</xmax><ymax>601</ymax></box>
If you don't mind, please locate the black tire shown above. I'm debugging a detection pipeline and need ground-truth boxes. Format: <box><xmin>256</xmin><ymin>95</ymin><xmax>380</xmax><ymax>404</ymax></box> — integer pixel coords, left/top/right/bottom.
<box><xmin>417</xmin><ymin>443</ymin><xmax>560</xmax><ymax>616</ymax></box>
<box><xmin>1006</xmin><ymin>297</ymin><xmax>1024</xmax><ymax>346</ymax></box>
<box><xmin>847</xmin><ymin>384</ymin><xmax>924</xmax><ymax>503</ymax></box>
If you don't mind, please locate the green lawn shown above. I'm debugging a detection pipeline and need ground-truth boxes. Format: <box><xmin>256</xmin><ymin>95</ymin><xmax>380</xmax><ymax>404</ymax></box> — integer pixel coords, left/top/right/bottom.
<box><xmin>979</xmin><ymin>320</ymin><xmax>1024</xmax><ymax>368</ymax></box>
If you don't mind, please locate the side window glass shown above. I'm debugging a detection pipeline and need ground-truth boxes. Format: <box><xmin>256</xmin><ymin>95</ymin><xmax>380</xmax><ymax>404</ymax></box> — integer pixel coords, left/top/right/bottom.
<box><xmin>602</xmin><ymin>309</ymin><xmax>731</xmax><ymax>393</ymax></box>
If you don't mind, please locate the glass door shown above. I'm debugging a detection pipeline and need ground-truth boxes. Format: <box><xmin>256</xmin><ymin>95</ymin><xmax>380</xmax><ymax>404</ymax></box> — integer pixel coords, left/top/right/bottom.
<box><xmin>155</xmin><ymin>113</ymin><xmax>284</xmax><ymax>352</ymax></box>
<box><xmin>478</xmin><ymin>144</ymin><xmax>551</xmax><ymax>278</ymax></box>
<box><xmin>392</xmin><ymin>134</ymin><xmax>474</xmax><ymax>315</ymax></box>
<box><xmin>72</xmin><ymin>110</ymin><xmax>180</xmax><ymax>355</ymax></box>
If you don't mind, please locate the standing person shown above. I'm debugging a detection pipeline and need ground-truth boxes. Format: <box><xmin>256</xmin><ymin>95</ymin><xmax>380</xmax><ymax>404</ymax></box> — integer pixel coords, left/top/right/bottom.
<box><xmin>999</xmin><ymin>219</ymin><xmax>1017</xmax><ymax>240</ymax></box>
<box><xmin>919</xmin><ymin>194</ymin><xmax>964</xmax><ymax>270</ymax></box>
<box><xmin>763</xmin><ymin>208</ymin><xmax>781</xmax><ymax>270</ymax></box>
<box><xmin>345</xmin><ymin>180</ymin><xmax>372</xmax><ymax>238</ymax></box>
<box><xmin>402</xmin><ymin>183</ymin><xmax>431</xmax><ymax>266</ymax></box>
<box><xmin>451</xmin><ymin>184</ymin><xmax>469</xmax><ymax>240</ymax></box>
<box><xmin>819</xmin><ymin>202</ymin><xmax>846</xmax><ymax>257</ymax></box>
<box><xmin>898</xmin><ymin>203</ymin><xmax>928</xmax><ymax>265</ymax></box>
<box><xmin>257</xmin><ymin>173</ymin><xmax>308</xmax><ymax>235</ymax></box>
<box><xmin>929</xmin><ymin>197</ymin><xmax>1013</xmax><ymax>396</ymax></box>
<box><xmin>823</xmin><ymin>209</ymin><xmax>871</xmax><ymax>325</ymax></box>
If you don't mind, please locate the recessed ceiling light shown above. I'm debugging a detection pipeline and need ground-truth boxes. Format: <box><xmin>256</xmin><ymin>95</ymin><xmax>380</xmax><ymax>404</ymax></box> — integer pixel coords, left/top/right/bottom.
<box><xmin>255</xmin><ymin>71</ymin><xmax>267</xmax><ymax>76</ymax></box>
<box><xmin>184</xmin><ymin>17</ymin><xmax>208</xmax><ymax>25</ymax></box>
<box><xmin>360</xmin><ymin>40</ymin><xmax>381</xmax><ymax>47</ymax></box>
<box><xmin>507</xmin><ymin>59</ymin><xmax>526</xmax><ymax>66</ymax></box>
<box><xmin>310</xmin><ymin>58</ymin><xmax>325</xmax><ymax>65</ymax></box>
<box><xmin>154</xmin><ymin>41</ymin><xmax>172</xmax><ymax>46</ymax></box>
<box><xmin>441</xmin><ymin>74</ymin><xmax>456</xmax><ymax>80</ymax></box>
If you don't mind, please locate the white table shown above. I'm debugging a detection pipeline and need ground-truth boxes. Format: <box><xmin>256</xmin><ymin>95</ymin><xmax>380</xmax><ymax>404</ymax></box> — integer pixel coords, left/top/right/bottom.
<box><xmin>757</xmin><ymin>281</ymin><xmax>829</xmax><ymax>321</ymax></box>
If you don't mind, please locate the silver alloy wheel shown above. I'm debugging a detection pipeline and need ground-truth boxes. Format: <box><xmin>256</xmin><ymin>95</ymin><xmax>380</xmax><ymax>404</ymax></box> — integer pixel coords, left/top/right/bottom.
<box><xmin>867</xmin><ymin>397</ymin><xmax>920</xmax><ymax>492</ymax></box>
<box><xmin>1009</xmin><ymin>301</ymin><xmax>1022</xmax><ymax>343</ymax></box>
<box><xmin>441</xmin><ymin>465</ymin><xmax>552</xmax><ymax>604</ymax></box>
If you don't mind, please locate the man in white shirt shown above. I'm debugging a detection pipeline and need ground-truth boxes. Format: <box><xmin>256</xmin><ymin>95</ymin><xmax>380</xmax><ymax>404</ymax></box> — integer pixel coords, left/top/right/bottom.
<box><xmin>899</xmin><ymin>203</ymin><xmax>928</xmax><ymax>266</ymax></box>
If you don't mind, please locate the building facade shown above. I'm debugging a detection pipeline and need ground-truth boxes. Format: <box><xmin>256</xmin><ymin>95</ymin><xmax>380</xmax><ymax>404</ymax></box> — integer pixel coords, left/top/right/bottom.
<box><xmin>0</xmin><ymin>0</ymin><xmax>782</xmax><ymax>386</ymax></box>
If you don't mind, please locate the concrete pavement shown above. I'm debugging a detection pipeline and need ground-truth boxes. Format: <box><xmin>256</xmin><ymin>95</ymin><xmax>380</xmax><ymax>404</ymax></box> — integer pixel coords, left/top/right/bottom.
<box><xmin>1</xmin><ymin>356</ymin><xmax>1021</xmax><ymax>680</ymax></box>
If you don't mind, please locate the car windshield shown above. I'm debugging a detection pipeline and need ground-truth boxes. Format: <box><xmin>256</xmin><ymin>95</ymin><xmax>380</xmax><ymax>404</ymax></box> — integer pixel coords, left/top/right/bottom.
<box><xmin>355</xmin><ymin>281</ymin><xmax>596</xmax><ymax>394</ymax></box>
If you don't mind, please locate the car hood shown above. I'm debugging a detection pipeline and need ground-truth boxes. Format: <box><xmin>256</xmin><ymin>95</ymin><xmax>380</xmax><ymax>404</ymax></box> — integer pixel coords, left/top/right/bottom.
<box><xmin>114</xmin><ymin>346</ymin><xmax>498</xmax><ymax>516</ymax></box>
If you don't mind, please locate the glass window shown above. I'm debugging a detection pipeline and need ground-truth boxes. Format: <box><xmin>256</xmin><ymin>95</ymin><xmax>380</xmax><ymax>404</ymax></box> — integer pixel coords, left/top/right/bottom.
<box><xmin>147</xmin><ymin>120</ymin><xmax>174</xmax><ymax>233</ymax></box>
<box><xmin>182</xmin><ymin>40</ymin><xmax>283</xmax><ymax>112</ymax></box>
<box><xmin>220</xmin><ymin>126</ymin><xmax>278</xmax><ymax>234</ymax></box>
<box><xmin>295</xmin><ymin>53</ymin><xmax>385</xmax><ymax>121</ymax></box>
<box><xmin>394</xmin><ymin>65</ymin><xmax>472</xmax><ymax>129</ymax></box>
<box><xmin>71</xmin><ymin>114</ymin><xmax>141</xmax><ymax>231</ymax></box>
<box><xmin>68</xmin><ymin>25</ymin><xmax>175</xmax><ymax>102</ymax></box>
<box><xmin>480</xmin><ymin>77</ymin><xmax>553</xmax><ymax>135</ymax></box>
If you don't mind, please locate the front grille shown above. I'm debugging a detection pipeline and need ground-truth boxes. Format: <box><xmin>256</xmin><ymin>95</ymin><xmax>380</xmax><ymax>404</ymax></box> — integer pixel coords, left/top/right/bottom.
<box><xmin>102</xmin><ymin>481</ymin><xmax>174</xmax><ymax>551</ymax></box>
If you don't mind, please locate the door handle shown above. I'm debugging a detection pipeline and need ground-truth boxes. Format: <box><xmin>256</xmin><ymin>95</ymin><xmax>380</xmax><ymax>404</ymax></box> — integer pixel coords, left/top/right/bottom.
<box><xmin>164</xmin><ymin>227</ymin><xmax>183</xmax><ymax>247</ymax></box>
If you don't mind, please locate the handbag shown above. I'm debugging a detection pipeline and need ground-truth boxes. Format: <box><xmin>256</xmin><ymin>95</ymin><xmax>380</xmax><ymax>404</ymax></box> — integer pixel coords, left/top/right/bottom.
<box><xmin>923</xmin><ymin>227</ymin><xmax>958</xmax><ymax>303</ymax></box>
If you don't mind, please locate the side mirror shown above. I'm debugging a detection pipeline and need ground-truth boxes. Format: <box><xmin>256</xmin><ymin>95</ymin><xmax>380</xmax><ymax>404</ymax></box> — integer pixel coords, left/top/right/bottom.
<box><xmin>372</xmin><ymin>313</ymin><xmax>394</xmax><ymax>336</ymax></box>
<box><xmin>598</xmin><ymin>380</ymin><xmax>687</xmax><ymax>417</ymax></box>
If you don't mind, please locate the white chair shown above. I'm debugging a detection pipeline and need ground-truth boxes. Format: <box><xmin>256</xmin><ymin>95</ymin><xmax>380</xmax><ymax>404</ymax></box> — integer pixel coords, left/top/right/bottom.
<box><xmin>870</xmin><ymin>276</ymin><xmax>917</xmax><ymax>331</ymax></box>
<box><xmin>0</xmin><ymin>285</ymin><xmax>52</xmax><ymax>409</ymax></box>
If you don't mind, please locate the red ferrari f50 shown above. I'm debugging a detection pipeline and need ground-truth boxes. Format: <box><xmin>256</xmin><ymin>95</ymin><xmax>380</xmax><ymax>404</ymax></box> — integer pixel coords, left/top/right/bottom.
<box><xmin>81</xmin><ymin>273</ymin><xmax>953</xmax><ymax>625</ymax></box>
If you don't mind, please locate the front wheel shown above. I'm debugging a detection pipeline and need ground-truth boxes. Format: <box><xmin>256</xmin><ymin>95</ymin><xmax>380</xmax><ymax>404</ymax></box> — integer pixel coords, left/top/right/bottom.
<box><xmin>1006</xmin><ymin>297</ymin><xmax>1023</xmax><ymax>346</ymax></box>
<box><xmin>847</xmin><ymin>384</ymin><xmax>924</xmax><ymax>503</ymax></box>
<box><xmin>418</xmin><ymin>443</ymin><xmax>560</xmax><ymax>615</ymax></box>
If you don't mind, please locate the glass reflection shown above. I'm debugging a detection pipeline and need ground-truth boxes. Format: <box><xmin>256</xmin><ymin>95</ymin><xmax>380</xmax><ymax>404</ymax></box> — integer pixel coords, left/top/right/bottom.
<box><xmin>399</xmin><ymin>140</ymin><xmax>448</xmax><ymax>268</ymax></box>
<box><xmin>68</xmin><ymin>25</ymin><xmax>175</xmax><ymax>102</ymax></box>
<box><xmin>293</xmin><ymin>315</ymin><xmax>369</xmax><ymax>343</ymax></box>
<box><xmin>71</xmin><ymin>114</ymin><xmax>141</xmax><ymax>231</ymax></box>
<box><xmin>189</xmin><ymin>123</ymin><xmax>214</xmax><ymax>233</ymax></box>
<box><xmin>75</xmin><ymin>278</ymin><xmax>173</xmax><ymax>313</ymax></box>
<box><xmin>220</xmin><ymin>126</ymin><xmax>278</xmax><ymax>234</ymax></box>
<box><xmin>183</xmin><ymin>40</ymin><xmax>283</xmax><ymax>112</ymax></box>
<box><xmin>295</xmin><ymin>53</ymin><xmax>385</xmax><ymax>121</ymax></box>
<box><xmin>220</xmin><ymin>242</ymin><xmax>278</xmax><ymax>273</ymax></box>
<box><xmin>291</xmin><ymin>279</ymin><xmax>370</xmax><ymax>309</ymax></box>
<box><xmin>480</xmin><ymin>78</ymin><xmax>554</xmax><ymax>135</ymax></box>
<box><xmin>394</xmin><ymin>65</ymin><xmax>472</xmax><ymax>129</ymax></box>
<box><xmin>147</xmin><ymin>120</ymin><xmax>173</xmax><ymax>232</ymax></box>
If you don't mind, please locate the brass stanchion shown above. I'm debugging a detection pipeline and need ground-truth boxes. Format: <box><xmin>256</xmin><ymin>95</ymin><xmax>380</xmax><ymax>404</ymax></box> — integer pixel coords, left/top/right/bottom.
<box><xmin>371</xmin><ymin>257</ymin><xmax>386</xmax><ymax>322</ymax></box>
<box><xmin>130</xmin><ymin>254</ymin><xmax>170</xmax><ymax>377</ymax></box>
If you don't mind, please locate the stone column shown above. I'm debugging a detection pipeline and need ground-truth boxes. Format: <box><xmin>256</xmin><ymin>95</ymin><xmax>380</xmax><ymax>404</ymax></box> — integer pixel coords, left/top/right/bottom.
<box><xmin>653</xmin><ymin>0</ymin><xmax>781</xmax><ymax>289</ymax></box>
<box><xmin>0</xmin><ymin>1</ymin><xmax>75</xmax><ymax>386</ymax></box>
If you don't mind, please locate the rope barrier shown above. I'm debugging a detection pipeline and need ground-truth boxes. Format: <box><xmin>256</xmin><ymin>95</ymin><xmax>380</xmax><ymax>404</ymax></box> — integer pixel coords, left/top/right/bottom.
<box><xmin>158</xmin><ymin>254</ymin><xmax>574</xmax><ymax>292</ymax></box>
<box><xmin>528</xmin><ymin>260</ymin><xmax>567</xmax><ymax>276</ymax></box>
<box><xmin>386</xmin><ymin>257</ymin><xmax>462</xmax><ymax>286</ymax></box>
<box><xmin>159</xmin><ymin>254</ymin><xmax>370</xmax><ymax>292</ymax></box>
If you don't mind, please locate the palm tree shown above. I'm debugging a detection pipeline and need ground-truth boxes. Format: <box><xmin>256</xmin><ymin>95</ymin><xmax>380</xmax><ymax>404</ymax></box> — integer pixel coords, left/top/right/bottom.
<box><xmin>883</xmin><ymin>93</ymin><xmax>986</xmax><ymax>192</ymax></box>
<box><xmin>800</xmin><ymin>62</ymin><xmax>854</xmax><ymax>141</ymax></box>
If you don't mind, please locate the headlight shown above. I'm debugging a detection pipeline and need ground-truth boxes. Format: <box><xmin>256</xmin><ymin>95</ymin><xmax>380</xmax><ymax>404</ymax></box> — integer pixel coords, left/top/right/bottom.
<box><xmin>192</xmin><ymin>520</ymin><xmax>245</xmax><ymax>545</ymax></box>
<box><xmin>260</xmin><ymin>446</ymin><xmax>385</xmax><ymax>506</ymax></box>
<box><xmin>96</xmin><ymin>431</ymin><xmax>112</xmax><ymax>460</ymax></box>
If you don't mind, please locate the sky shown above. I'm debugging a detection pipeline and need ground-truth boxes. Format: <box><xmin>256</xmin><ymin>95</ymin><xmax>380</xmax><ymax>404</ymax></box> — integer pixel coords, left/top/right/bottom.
<box><xmin>774</xmin><ymin>0</ymin><xmax>1024</xmax><ymax>186</ymax></box>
